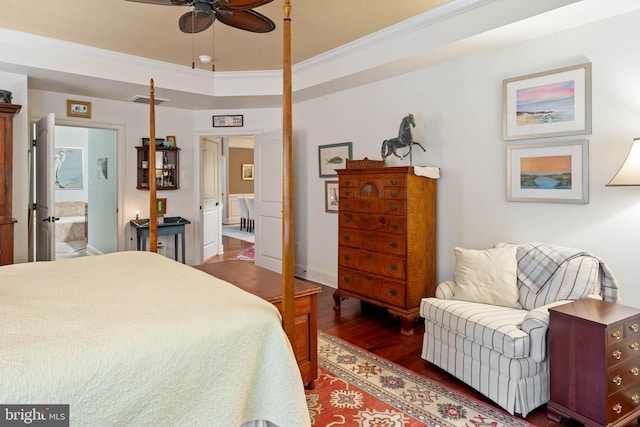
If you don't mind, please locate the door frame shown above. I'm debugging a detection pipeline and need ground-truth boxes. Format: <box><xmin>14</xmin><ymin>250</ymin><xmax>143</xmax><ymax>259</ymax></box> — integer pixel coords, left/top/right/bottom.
<box><xmin>49</xmin><ymin>118</ymin><xmax>125</xmax><ymax>253</ymax></box>
<box><xmin>193</xmin><ymin>128</ymin><xmax>261</xmax><ymax>265</ymax></box>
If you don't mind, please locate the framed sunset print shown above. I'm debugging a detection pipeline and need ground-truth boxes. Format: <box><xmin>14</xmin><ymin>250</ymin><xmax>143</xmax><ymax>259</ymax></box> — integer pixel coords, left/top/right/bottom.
<box><xmin>502</xmin><ymin>63</ymin><xmax>591</xmax><ymax>140</ymax></box>
<box><xmin>507</xmin><ymin>140</ymin><xmax>589</xmax><ymax>204</ymax></box>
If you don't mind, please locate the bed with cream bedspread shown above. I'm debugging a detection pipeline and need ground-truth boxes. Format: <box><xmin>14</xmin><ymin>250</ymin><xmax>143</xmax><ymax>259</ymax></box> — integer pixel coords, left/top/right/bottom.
<box><xmin>0</xmin><ymin>251</ymin><xmax>310</xmax><ymax>426</ymax></box>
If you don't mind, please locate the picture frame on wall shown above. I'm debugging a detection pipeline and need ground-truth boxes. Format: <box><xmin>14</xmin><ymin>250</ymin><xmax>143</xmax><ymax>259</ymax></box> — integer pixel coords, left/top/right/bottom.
<box><xmin>213</xmin><ymin>115</ymin><xmax>243</xmax><ymax>127</ymax></box>
<box><xmin>242</xmin><ymin>163</ymin><xmax>254</xmax><ymax>181</ymax></box>
<box><xmin>324</xmin><ymin>181</ymin><xmax>339</xmax><ymax>213</ymax></box>
<box><xmin>66</xmin><ymin>100</ymin><xmax>92</xmax><ymax>119</ymax></box>
<box><xmin>55</xmin><ymin>147</ymin><xmax>84</xmax><ymax>190</ymax></box>
<box><xmin>156</xmin><ymin>198</ymin><xmax>167</xmax><ymax>215</ymax></box>
<box><xmin>502</xmin><ymin>62</ymin><xmax>592</xmax><ymax>141</ymax></box>
<box><xmin>506</xmin><ymin>140</ymin><xmax>589</xmax><ymax>204</ymax></box>
<box><xmin>318</xmin><ymin>142</ymin><xmax>352</xmax><ymax>177</ymax></box>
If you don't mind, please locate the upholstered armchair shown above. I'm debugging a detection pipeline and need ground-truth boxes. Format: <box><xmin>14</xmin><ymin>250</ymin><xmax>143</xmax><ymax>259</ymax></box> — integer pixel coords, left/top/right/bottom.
<box><xmin>420</xmin><ymin>242</ymin><xmax>619</xmax><ymax>417</ymax></box>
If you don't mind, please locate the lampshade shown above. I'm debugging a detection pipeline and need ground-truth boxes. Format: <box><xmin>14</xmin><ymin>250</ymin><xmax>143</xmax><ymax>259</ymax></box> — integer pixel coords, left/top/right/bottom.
<box><xmin>607</xmin><ymin>137</ymin><xmax>640</xmax><ymax>186</ymax></box>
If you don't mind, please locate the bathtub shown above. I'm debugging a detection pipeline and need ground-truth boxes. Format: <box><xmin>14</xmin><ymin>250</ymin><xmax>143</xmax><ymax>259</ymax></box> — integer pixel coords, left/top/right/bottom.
<box><xmin>55</xmin><ymin>216</ymin><xmax>87</xmax><ymax>242</ymax></box>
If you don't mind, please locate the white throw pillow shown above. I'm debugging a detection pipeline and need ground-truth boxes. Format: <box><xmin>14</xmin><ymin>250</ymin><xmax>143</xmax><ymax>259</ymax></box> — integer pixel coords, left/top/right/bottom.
<box><xmin>453</xmin><ymin>246</ymin><xmax>522</xmax><ymax>308</ymax></box>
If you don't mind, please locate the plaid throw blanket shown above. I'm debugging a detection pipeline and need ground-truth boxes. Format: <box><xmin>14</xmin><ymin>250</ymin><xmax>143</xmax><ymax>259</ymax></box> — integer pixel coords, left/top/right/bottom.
<box><xmin>517</xmin><ymin>242</ymin><xmax>619</xmax><ymax>303</ymax></box>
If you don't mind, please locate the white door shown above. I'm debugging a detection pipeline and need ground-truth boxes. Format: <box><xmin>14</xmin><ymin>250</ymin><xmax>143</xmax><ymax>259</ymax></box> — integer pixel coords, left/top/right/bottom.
<box><xmin>254</xmin><ymin>130</ymin><xmax>282</xmax><ymax>273</ymax></box>
<box><xmin>35</xmin><ymin>114</ymin><xmax>56</xmax><ymax>261</ymax></box>
<box><xmin>202</xmin><ymin>137</ymin><xmax>222</xmax><ymax>260</ymax></box>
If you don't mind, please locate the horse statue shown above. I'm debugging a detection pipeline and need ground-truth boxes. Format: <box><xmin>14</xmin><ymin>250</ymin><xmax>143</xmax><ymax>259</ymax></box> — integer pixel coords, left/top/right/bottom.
<box><xmin>380</xmin><ymin>113</ymin><xmax>426</xmax><ymax>165</ymax></box>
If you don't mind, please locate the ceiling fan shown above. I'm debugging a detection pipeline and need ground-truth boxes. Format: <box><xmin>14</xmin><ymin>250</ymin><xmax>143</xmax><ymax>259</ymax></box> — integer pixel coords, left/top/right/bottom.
<box><xmin>126</xmin><ymin>0</ymin><xmax>276</xmax><ymax>34</ymax></box>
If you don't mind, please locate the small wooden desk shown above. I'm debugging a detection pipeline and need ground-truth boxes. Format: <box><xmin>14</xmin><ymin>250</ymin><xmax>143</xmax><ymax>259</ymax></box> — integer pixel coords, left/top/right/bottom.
<box><xmin>130</xmin><ymin>216</ymin><xmax>191</xmax><ymax>263</ymax></box>
<box><xmin>194</xmin><ymin>262</ymin><xmax>321</xmax><ymax>388</ymax></box>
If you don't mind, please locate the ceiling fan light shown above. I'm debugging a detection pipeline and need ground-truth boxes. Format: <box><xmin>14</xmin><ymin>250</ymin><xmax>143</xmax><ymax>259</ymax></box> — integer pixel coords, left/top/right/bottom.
<box><xmin>199</xmin><ymin>55</ymin><xmax>212</xmax><ymax>64</ymax></box>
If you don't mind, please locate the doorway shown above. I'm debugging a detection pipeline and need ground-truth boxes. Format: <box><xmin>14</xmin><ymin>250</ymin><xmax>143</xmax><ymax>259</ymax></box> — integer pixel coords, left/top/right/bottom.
<box><xmin>199</xmin><ymin>134</ymin><xmax>254</xmax><ymax>262</ymax></box>
<box><xmin>54</xmin><ymin>126</ymin><xmax>117</xmax><ymax>259</ymax></box>
<box><xmin>34</xmin><ymin>123</ymin><xmax>117</xmax><ymax>260</ymax></box>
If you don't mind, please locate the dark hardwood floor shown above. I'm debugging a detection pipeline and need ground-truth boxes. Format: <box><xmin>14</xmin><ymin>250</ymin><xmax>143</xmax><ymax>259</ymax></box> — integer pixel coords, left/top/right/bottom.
<box><xmin>207</xmin><ymin>236</ymin><xmax>588</xmax><ymax>427</ymax></box>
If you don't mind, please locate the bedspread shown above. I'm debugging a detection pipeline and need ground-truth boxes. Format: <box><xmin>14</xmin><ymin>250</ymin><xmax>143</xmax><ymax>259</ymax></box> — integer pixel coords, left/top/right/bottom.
<box><xmin>0</xmin><ymin>251</ymin><xmax>310</xmax><ymax>427</ymax></box>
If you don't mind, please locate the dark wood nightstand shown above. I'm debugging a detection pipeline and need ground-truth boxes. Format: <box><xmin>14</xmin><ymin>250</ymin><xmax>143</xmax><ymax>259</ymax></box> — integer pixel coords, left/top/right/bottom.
<box><xmin>548</xmin><ymin>298</ymin><xmax>640</xmax><ymax>427</ymax></box>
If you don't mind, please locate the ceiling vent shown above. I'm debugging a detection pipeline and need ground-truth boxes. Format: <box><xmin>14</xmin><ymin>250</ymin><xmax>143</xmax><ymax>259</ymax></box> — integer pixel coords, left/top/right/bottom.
<box><xmin>128</xmin><ymin>95</ymin><xmax>170</xmax><ymax>105</ymax></box>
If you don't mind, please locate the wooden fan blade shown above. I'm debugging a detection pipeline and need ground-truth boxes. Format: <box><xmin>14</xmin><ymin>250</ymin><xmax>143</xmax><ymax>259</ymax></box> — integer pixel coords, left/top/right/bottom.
<box><xmin>179</xmin><ymin>11</ymin><xmax>216</xmax><ymax>33</ymax></box>
<box><xmin>126</xmin><ymin>0</ymin><xmax>190</xmax><ymax>5</ymax></box>
<box><xmin>217</xmin><ymin>9</ymin><xmax>275</xmax><ymax>33</ymax></box>
<box><xmin>220</xmin><ymin>0</ymin><xmax>273</xmax><ymax>11</ymax></box>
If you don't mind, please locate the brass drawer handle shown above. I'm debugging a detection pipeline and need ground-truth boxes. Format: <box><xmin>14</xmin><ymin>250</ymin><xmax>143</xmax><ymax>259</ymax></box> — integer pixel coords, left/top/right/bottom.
<box><xmin>633</xmin><ymin>394</ymin><xmax>640</xmax><ymax>404</ymax></box>
<box><xmin>632</xmin><ymin>323</ymin><xmax>639</xmax><ymax>332</ymax></box>
<box><xmin>390</xmin><ymin>179</ymin><xmax>398</xmax><ymax>185</ymax></box>
<box><xmin>390</xmin><ymin>191</ymin><xmax>398</xmax><ymax>197</ymax></box>
<box><xmin>612</xmin><ymin>375</ymin><xmax>622</xmax><ymax>386</ymax></box>
<box><xmin>612</xmin><ymin>330</ymin><xmax>622</xmax><ymax>340</ymax></box>
<box><xmin>390</xmin><ymin>289</ymin><xmax>398</xmax><ymax>296</ymax></box>
<box><xmin>365</xmin><ymin>252</ymin><xmax>373</xmax><ymax>259</ymax></box>
<box><xmin>366</xmin><ymin>233</ymin><xmax>373</xmax><ymax>238</ymax></box>
<box><xmin>365</xmin><ymin>275</ymin><xmax>372</xmax><ymax>281</ymax></box>
<box><xmin>390</xmin><ymin>205</ymin><xmax>398</xmax><ymax>212</ymax></box>
<box><xmin>344</xmin><ymin>202</ymin><xmax>350</xmax><ymax>209</ymax></box>
<box><xmin>613</xmin><ymin>350</ymin><xmax>622</xmax><ymax>360</ymax></box>
<box><xmin>390</xmin><ymin>221</ymin><xmax>398</xmax><ymax>228</ymax></box>
<box><xmin>366</xmin><ymin>201</ymin><xmax>373</xmax><ymax>208</ymax></box>
<box><xmin>345</xmin><ymin>190</ymin><xmax>351</xmax><ymax>196</ymax></box>
<box><xmin>390</xmin><ymin>264</ymin><xmax>398</xmax><ymax>271</ymax></box>
<box><xmin>343</xmin><ymin>254</ymin><xmax>350</xmax><ymax>261</ymax></box>
<box><xmin>344</xmin><ymin>180</ymin><xmax>351</xmax><ymax>186</ymax></box>
<box><xmin>343</xmin><ymin>234</ymin><xmax>350</xmax><ymax>241</ymax></box>
<box><xmin>390</xmin><ymin>241</ymin><xmax>398</xmax><ymax>248</ymax></box>
<box><xmin>344</xmin><ymin>217</ymin><xmax>352</xmax><ymax>223</ymax></box>
<box><xmin>364</xmin><ymin>216</ymin><xmax>373</xmax><ymax>222</ymax></box>
<box><xmin>613</xmin><ymin>403</ymin><xmax>623</xmax><ymax>414</ymax></box>
<box><xmin>343</xmin><ymin>276</ymin><xmax>350</xmax><ymax>283</ymax></box>
<box><xmin>631</xmin><ymin>342</ymin><xmax>639</xmax><ymax>351</ymax></box>
<box><xmin>632</xmin><ymin>367</ymin><xmax>639</xmax><ymax>376</ymax></box>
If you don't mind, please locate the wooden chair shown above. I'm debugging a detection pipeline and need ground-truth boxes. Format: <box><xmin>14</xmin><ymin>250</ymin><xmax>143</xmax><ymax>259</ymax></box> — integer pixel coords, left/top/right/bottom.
<box><xmin>237</xmin><ymin>196</ymin><xmax>248</xmax><ymax>231</ymax></box>
<box><xmin>246</xmin><ymin>197</ymin><xmax>255</xmax><ymax>233</ymax></box>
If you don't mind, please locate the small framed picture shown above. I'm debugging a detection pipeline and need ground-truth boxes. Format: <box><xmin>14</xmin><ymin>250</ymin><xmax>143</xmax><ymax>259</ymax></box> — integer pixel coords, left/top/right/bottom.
<box><xmin>318</xmin><ymin>142</ymin><xmax>352</xmax><ymax>177</ymax></box>
<box><xmin>324</xmin><ymin>181</ymin><xmax>339</xmax><ymax>213</ymax></box>
<box><xmin>213</xmin><ymin>115</ymin><xmax>243</xmax><ymax>127</ymax></box>
<box><xmin>507</xmin><ymin>140</ymin><xmax>589</xmax><ymax>204</ymax></box>
<box><xmin>503</xmin><ymin>62</ymin><xmax>592</xmax><ymax>141</ymax></box>
<box><xmin>66</xmin><ymin>100</ymin><xmax>92</xmax><ymax>119</ymax></box>
<box><xmin>165</xmin><ymin>136</ymin><xmax>176</xmax><ymax>147</ymax></box>
<box><xmin>156</xmin><ymin>198</ymin><xmax>167</xmax><ymax>215</ymax></box>
<box><xmin>242</xmin><ymin>163</ymin><xmax>254</xmax><ymax>181</ymax></box>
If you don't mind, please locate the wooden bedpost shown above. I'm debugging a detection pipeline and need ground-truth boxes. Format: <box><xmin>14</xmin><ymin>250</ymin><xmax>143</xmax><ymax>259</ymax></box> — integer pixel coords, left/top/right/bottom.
<box><xmin>149</xmin><ymin>79</ymin><xmax>158</xmax><ymax>252</ymax></box>
<box><xmin>282</xmin><ymin>0</ymin><xmax>295</xmax><ymax>340</ymax></box>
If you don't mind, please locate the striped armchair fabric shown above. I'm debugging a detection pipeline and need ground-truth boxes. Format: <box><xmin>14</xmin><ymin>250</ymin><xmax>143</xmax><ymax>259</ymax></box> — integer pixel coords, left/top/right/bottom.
<box><xmin>420</xmin><ymin>243</ymin><xmax>606</xmax><ymax>417</ymax></box>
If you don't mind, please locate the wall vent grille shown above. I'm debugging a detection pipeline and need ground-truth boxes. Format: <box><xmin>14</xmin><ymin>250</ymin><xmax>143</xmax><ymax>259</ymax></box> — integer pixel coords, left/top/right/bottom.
<box><xmin>128</xmin><ymin>95</ymin><xmax>170</xmax><ymax>105</ymax></box>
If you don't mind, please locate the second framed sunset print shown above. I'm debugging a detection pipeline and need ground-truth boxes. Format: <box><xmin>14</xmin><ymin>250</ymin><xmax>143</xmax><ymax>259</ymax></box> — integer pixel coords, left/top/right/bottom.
<box><xmin>503</xmin><ymin>62</ymin><xmax>591</xmax><ymax>141</ymax></box>
<box><xmin>507</xmin><ymin>140</ymin><xmax>589</xmax><ymax>204</ymax></box>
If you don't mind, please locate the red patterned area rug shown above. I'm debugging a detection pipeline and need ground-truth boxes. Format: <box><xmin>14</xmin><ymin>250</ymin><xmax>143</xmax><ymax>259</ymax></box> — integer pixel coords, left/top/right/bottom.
<box><xmin>307</xmin><ymin>332</ymin><xmax>533</xmax><ymax>427</ymax></box>
<box><xmin>233</xmin><ymin>246</ymin><xmax>254</xmax><ymax>260</ymax></box>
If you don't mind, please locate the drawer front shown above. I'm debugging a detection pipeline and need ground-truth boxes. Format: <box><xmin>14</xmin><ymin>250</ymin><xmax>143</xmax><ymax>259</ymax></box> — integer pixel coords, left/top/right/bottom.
<box><xmin>607</xmin><ymin>356</ymin><xmax>640</xmax><ymax>395</ymax></box>
<box><xmin>384</xmin><ymin>175</ymin><xmax>406</xmax><ymax>188</ymax></box>
<box><xmin>338</xmin><ymin>247</ymin><xmax>406</xmax><ymax>280</ymax></box>
<box><xmin>338</xmin><ymin>229</ymin><xmax>406</xmax><ymax>256</ymax></box>
<box><xmin>340</xmin><ymin>199</ymin><xmax>406</xmax><ymax>215</ymax></box>
<box><xmin>607</xmin><ymin>383</ymin><xmax>640</xmax><ymax>424</ymax></box>
<box><xmin>608</xmin><ymin>334</ymin><xmax>640</xmax><ymax>367</ymax></box>
<box><xmin>608</xmin><ymin>316</ymin><xmax>640</xmax><ymax>346</ymax></box>
<box><xmin>383</xmin><ymin>187</ymin><xmax>407</xmax><ymax>200</ymax></box>
<box><xmin>339</xmin><ymin>212</ymin><xmax>406</xmax><ymax>234</ymax></box>
<box><xmin>338</xmin><ymin>267</ymin><xmax>406</xmax><ymax>307</ymax></box>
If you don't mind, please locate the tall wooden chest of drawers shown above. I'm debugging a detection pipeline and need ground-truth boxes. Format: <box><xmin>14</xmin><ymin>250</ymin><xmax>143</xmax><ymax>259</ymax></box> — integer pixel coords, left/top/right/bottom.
<box><xmin>333</xmin><ymin>166</ymin><xmax>437</xmax><ymax>336</ymax></box>
<box><xmin>0</xmin><ymin>103</ymin><xmax>21</xmax><ymax>266</ymax></box>
<box><xmin>548</xmin><ymin>298</ymin><xmax>640</xmax><ymax>427</ymax></box>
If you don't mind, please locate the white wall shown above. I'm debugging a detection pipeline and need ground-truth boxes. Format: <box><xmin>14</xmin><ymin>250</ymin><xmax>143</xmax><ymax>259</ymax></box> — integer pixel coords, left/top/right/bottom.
<box><xmin>293</xmin><ymin>10</ymin><xmax>640</xmax><ymax>307</ymax></box>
